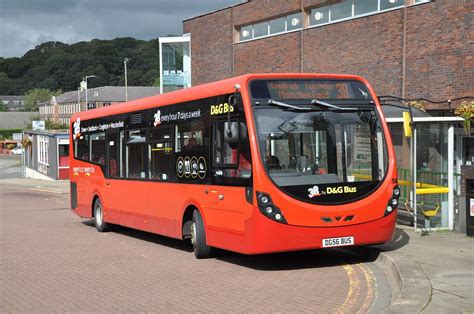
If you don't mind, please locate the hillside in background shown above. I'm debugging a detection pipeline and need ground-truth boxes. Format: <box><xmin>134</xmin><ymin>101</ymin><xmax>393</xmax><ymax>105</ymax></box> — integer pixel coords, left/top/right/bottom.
<box><xmin>0</xmin><ymin>38</ymin><xmax>160</xmax><ymax>95</ymax></box>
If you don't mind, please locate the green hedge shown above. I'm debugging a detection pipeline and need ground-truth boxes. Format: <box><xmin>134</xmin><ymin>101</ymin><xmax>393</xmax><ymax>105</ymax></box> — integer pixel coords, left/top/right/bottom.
<box><xmin>0</xmin><ymin>129</ymin><xmax>23</xmax><ymax>140</ymax></box>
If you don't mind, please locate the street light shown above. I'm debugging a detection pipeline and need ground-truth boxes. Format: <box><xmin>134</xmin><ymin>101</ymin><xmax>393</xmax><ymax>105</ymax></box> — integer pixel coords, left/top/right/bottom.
<box><xmin>83</xmin><ymin>75</ymin><xmax>96</xmax><ymax>110</ymax></box>
<box><xmin>77</xmin><ymin>87</ymin><xmax>80</xmax><ymax>112</ymax></box>
<box><xmin>124</xmin><ymin>58</ymin><xmax>130</xmax><ymax>101</ymax></box>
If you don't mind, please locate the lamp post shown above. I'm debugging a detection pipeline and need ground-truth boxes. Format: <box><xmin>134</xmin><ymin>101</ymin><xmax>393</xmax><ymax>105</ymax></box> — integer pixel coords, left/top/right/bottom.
<box><xmin>84</xmin><ymin>75</ymin><xmax>96</xmax><ymax>110</ymax></box>
<box><xmin>124</xmin><ymin>58</ymin><xmax>130</xmax><ymax>101</ymax></box>
<box><xmin>77</xmin><ymin>87</ymin><xmax>80</xmax><ymax>113</ymax></box>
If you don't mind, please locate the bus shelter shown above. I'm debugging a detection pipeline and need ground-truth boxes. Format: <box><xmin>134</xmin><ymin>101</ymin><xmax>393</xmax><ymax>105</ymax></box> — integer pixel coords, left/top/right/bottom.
<box><xmin>383</xmin><ymin>105</ymin><xmax>463</xmax><ymax>231</ymax></box>
<box><xmin>23</xmin><ymin>130</ymin><xmax>70</xmax><ymax>181</ymax></box>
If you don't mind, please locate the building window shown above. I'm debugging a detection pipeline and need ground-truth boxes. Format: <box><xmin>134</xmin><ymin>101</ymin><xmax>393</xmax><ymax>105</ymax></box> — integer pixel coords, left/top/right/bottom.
<box><xmin>238</xmin><ymin>12</ymin><xmax>303</xmax><ymax>42</ymax></box>
<box><xmin>354</xmin><ymin>0</ymin><xmax>378</xmax><ymax>15</ymax></box>
<box><xmin>330</xmin><ymin>0</ymin><xmax>352</xmax><ymax>21</ymax></box>
<box><xmin>87</xmin><ymin>102</ymin><xmax>96</xmax><ymax>110</ymax></box>
<box><xmin>240</xmin><ymin>25</ymin><xmax>252</xmax><ymax>40</ymax></box>
<box><xmin>286</xmin><ymin>13</ymin><xmax>302</xmax><ymax>31</ymax></box>
<box><xmin>309</xmin><ymin>0</ymin><xmax>407</xmax><ymax>28</ymax></box>
<box><xmin>380</xmin><ymin>0</ymin><xmax>403</xmax><ymax>10</ymax></box>
<box><xmin>38</xmin><ymin>135</ymin><xmax>49</xmax><ymax>174</ymax></box>
<box><xmin>269</xmin><ymin>17</ymin><xmax>285</xmax><ymax>35</ymax></box>
<box><xmin>253</xmin><ymin>21</ymin><xmax>268</xmax><ymax>38</ymax></box>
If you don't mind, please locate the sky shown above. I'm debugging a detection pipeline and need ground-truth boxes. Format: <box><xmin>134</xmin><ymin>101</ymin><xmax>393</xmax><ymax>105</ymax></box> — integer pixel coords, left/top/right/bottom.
<box><xmin>0</xmin><ymin>0</ymin><xmax>239</xmax><ymax>58</ymax></box>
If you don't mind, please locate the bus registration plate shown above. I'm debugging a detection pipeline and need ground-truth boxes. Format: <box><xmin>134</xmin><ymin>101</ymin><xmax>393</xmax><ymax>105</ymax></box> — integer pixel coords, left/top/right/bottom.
<box><xmin>322</xmin><ymin>236</ymin><xmax>354</xmax><ymax>248</ymax></box>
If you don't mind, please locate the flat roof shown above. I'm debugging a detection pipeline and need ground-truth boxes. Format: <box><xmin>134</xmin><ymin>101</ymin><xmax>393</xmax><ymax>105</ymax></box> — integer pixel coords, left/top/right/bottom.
<box><xmin>24</xmin><ymin>130</ymin><xmax>69</xmax><ymax>137</ymax></box>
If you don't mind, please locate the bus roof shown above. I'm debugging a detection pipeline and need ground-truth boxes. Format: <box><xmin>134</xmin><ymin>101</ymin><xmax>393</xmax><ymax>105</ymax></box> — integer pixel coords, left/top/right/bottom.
<box><xmin>71</xmin><ymin>73</ymin><xmax>369</xmax><ymax>123</ymax></box>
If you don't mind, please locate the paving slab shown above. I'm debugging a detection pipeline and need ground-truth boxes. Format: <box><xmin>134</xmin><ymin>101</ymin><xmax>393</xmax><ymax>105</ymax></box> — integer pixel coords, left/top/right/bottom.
<box><xmin>375</xmin><ymin>226</ymin><xmax>474</xmax><ymax>313</ymax></box>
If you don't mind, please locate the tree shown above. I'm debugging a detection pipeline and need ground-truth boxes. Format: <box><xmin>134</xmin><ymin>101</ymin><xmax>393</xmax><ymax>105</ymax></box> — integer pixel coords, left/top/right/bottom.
<box><xmin>24</xmin><ymin>88</ymin><xmax>61</xmax><ymax>111</ymax></box>
<box><xmin>0</xmin><ymin>38</ymin><xmax>161</xmax><ymax>95</ymax></box>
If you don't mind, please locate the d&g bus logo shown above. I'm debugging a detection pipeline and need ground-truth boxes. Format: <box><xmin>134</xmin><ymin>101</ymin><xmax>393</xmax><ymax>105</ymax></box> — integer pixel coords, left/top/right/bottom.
<box><xmin>210</xmin><ymin>103</ymin><xmax>234</xmax><ymax>115</ymax></box>
<box><xmin>308</xmin><ymin>185</ymin><xmax>358</xmax><ymax>198</ymax></box>
<box><xmin>73</xmin><ymin>118</ymin><xmax>81</xmax><ymax>140</ymax></box>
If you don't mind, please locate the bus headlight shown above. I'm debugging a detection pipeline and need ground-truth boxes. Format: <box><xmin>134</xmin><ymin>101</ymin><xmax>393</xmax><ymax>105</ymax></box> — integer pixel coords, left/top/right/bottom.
<box><xmin>257</xmin><ymin>192</ymin><xmax>287</xmax><ymax>224</ymax></box>
<box><xmin>384</xmin><ymin>185</ymin><xmax>400</xmax><ymax>216</ymax></box>
<box><xmin>393</xmin><ymin>187</ymin><xmax>400</xmax><ymax>196</ymax></box>
<box><xmin>260</xmin><ymin>195</ymin><xmax>270</xmax><ymax>204</ymax></box>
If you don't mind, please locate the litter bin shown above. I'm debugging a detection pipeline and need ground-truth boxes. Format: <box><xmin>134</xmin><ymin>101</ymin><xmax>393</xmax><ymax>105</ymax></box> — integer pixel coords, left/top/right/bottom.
<box><xmin>466</xmin><ymin>179</ymin><xmax>474</xmax><ymax>237</ymax></box>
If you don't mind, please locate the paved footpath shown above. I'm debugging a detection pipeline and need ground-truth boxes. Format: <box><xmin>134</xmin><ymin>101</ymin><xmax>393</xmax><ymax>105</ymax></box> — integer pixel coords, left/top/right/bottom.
<box><xmin>0</xmin><ymin>182</ymin><xmax>391</xmax><ymax>312</ymax></box>
<box><xmin>377</xmin><ymin>226</ymin><xmax>474</xmax><ymax>313</ymax></box>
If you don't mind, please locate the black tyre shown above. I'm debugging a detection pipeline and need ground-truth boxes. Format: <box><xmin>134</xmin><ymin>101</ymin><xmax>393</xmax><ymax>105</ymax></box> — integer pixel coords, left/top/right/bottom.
<box><xmin>192</xmin><ymin>210</ymin><xmax>212</xmax><ymax>259</ymax></box>
<box><xmin>93</xmin><ymin>198</ymin><xmax>111</xmax><ymax>232</ymax></box>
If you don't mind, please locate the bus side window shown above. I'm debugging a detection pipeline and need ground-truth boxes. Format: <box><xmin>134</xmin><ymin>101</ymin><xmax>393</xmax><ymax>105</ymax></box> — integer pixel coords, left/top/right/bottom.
<box><xmin>175</xmin><ymin>121</ymin><xmax>204</xmax><ymax>153</ymax></box>
<box><xmin>90</xmin><ymin>132</ymin><xmax>105</xmax><ymax>165</ymax></box>
<box><xmin>213</xmin><ymin>120</ymin><xmax>252</xmax><ymax>184</ymax></box>
<box><xmin>149</xmin><ymin>126</ymin><xmax>174</xmax><ymax>181</ymax></box>
<box><xmin>75</xmin><ymin>134</ymin><xmax>89</xmax><ymax>161</ymax></box>
<box><xmin>106</xmin><ymin>131</ymin><xmax>119</xmax><ymax>179</ymax></box>
<box><xmin>125</xmin><ymin>129</ymin><xmax>148</xmax><ymax>179</ymax></box>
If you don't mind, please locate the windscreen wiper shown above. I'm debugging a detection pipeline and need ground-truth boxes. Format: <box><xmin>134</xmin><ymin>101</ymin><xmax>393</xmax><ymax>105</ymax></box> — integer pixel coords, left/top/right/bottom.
<box><xmin>267</xmin><ymin>99</ymin><xmax>312</xmax><ymax>111</ymax></box>
<box><xmin>311</xmin><ymin>99</ymin><xmax>374</xmax><ymax>111</ymax></box>
<box><xmin>311</xmin><ymin>99</ymin><xmax>359</xmax><ymax>111</ymax></box>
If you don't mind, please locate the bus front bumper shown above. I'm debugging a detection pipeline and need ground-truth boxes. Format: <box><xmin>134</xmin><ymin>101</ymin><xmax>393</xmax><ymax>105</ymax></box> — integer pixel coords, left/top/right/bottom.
<box><xmin>210</xmin><ymin>210</ymin><xmax>397</xmax><ymax>255</ymax></box>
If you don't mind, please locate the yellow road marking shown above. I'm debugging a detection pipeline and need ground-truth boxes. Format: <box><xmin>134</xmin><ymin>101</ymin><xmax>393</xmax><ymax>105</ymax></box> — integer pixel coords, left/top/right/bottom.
<box><xmin>338</xmin><ymin>265</ymin><xmax>360</xmax><ymax>313</ymax></box>
<box><xmin>357</xmin><ymin>263</ymin><xmax>376</xmax><ymax>313</ymax></box>
<box><xmin>338</xmin><ymin>263</ymin><xmax>376</xmax><ymax>313</ymax></box>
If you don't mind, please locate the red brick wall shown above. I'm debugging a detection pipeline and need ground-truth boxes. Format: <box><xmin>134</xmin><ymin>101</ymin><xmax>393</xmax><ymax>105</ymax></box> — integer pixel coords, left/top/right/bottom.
<box><xmin>183</xmin><ymin>9</ymin><xmax>233</xmax><ymax>86</ymax></box>
<box><xmin>234</xmin><ymin>32</ymin><xmax>301</xmax><ymax>75</ymax></box>
<box><xmin>302</xmin><ymin>9</ymin><xmax>404</xmax><ymax>97</ymax></box>
<box><xmin>405</xmin><ymin>0</ymin><xmax>473</xmax><ymax>110</ymax></box>
<box><xmin>183</xmin><ymin>0</ymin><xmax>472</xmax><ymax>109</ymax></box>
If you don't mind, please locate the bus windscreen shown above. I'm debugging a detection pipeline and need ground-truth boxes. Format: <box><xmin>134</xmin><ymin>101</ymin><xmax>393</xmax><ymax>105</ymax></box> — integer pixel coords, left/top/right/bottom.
<box><xmin>251</xmin><ymin>79</ymin><xmax>387</xmax><ymax>205</ymax></box>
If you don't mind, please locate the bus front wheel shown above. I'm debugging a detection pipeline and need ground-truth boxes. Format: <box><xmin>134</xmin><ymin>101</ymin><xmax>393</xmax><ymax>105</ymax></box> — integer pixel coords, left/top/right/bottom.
<box><xmin>191</xmin><ymin>210</ymin><xmax>212</xmax><ymax>259</ymax></box>
<box><xmin>93</xmin><ymin>198</ymin><xmax>111</xmax><ymax>232</ymax></box>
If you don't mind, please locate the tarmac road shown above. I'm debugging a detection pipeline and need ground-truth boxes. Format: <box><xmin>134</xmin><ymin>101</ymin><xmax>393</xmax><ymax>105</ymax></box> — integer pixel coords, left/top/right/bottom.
<box><xmin>0</xmin><ymin>157</ymin><xmax>393</xmax><ymax>312</ymax></box>
<box><xmin>0</xmin><ymin>155</ymin><xmax>22</xmax><ymax>179</ymax></box>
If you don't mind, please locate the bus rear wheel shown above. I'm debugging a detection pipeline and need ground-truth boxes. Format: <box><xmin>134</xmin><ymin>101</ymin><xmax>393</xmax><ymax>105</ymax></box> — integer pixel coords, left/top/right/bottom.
<box><xmin>94</xmin><ymin>198</ymin><xmax>111</xmax><ymax>232</ymax></box>
<box><xmin>191</xmin><ymin>210</ymin><xmax>212</xmax><ymax>259</ymax></box>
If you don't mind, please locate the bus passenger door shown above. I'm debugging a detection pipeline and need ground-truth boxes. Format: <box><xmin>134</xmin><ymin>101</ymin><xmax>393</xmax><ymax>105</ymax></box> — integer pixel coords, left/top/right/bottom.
<box><xmin>205</xmin><ymin>119</ymin><xmax>253</xmax><ymax>234</ymax></box>
<box><xmin>102</xmin><ymin>129</ymin><xmax>121</xmax><ymax>222</ymax></box>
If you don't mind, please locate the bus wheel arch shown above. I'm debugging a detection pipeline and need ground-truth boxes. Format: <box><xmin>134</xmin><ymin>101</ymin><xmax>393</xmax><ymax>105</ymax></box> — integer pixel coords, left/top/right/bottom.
<box><xmin>182</xmin><ymin>205</ymin><xmax>213</xmax><ymax>259</ymax></box>
<box><xmin>92</xmin><ymin>195</ymin><xmax>111</xmax><ymax>232</ymax></box>
<box><xmin>182</xmin><ymin>205</ymin><xmax>196</xmax><ymax>240</ymax></box>
<box><xmin>91</xmin><ymin>194</ymin><xmax>100</xmax><ymax>218</ymax></box>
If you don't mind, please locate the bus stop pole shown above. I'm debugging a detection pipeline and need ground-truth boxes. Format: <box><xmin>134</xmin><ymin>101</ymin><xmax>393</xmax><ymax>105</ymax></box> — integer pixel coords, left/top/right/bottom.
<box><xmin>448</xmin><ymin>124</ymin><xmax>454</xmax><ymax>230</ymax></box>
<box><xmin>413</xmin><ymin>127</ymin><xmax>417</xmax><ymax>231</ymax></box>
